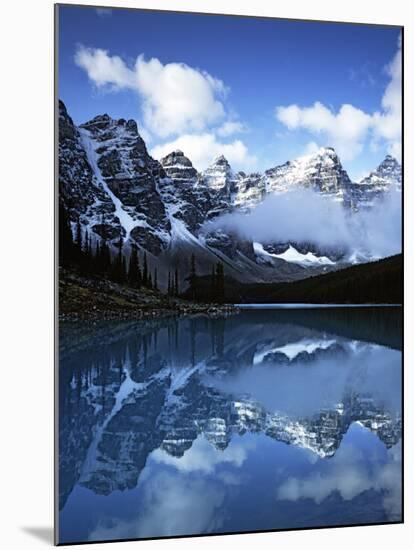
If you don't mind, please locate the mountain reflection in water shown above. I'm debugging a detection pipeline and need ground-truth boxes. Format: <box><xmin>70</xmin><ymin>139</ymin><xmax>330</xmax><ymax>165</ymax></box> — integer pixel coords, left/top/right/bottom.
<box><xmin>58</xmin><ymin>307</ymin><xmax>402</xmax><ymax>544</ymax></box>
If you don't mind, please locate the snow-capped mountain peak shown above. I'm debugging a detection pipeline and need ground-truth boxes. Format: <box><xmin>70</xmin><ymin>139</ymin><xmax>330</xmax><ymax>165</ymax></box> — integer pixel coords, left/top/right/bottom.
<box><xmin>202</xmin><ymin>154</ymin><xmax>236</xmax><ymax>195</ymax></box>
<box><xmin>347</xmin><ymin>155</ymin><xmax>402</xmax><ymax>210</ymax></box>
<box><xmin>359</xmin><ymin>155</ymin><xmax>402</xmax><ymax>189</ymax></box>
<box><xmin>262</xmin><ymin>146</ymin><xmax>352</xmax><ymax>200</ymax></box>
<box><xmin>60</xmin><ymin>101</ymin><xmax>171</xmax><ymax>254</ymax></box>
<box><xmin>160</xmin><ymin>150</ymin><xmax>198</xmax><ymax>183</ymax></box>
<box><xmin>212</xmin><ymin>154</ymin><xmax>230</xmax><ymax>165</ymax></box>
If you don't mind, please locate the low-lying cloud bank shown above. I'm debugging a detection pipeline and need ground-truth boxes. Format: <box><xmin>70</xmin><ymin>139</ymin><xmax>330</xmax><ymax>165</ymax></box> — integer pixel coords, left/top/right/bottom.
<box><xmin>209</xmin><ymin>345</ymin><xmax>401</xmax><ymax>418</ymax></box>
<box><xmin>204</xmin><ymin>188</ymin><xmax>401</xmax><ymax>259</ymax></box>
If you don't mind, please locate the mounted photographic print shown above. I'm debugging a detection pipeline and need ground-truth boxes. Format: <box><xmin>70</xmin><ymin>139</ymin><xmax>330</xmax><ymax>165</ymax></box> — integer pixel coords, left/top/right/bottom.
<box><xmin>55</xmin><ymin>3</ymin><xmax>403</xmax><ymax>545</ymax></box>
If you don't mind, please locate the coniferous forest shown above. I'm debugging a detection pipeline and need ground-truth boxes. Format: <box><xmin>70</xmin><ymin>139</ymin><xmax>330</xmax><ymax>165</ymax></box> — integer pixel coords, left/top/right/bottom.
<box><xmin>181</xmin><ymin>254</ymin><xmax>403</xmax><ymax>305</ymax></box>
<box><xmin>59</xmin><ymin>203</ymin><xmax>228</xmax><ymax>318</ymax></box>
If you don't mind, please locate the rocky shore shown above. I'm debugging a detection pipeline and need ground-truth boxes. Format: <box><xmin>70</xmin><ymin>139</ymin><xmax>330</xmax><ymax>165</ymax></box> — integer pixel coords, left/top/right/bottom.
<box><xmin>59</xmin><ymin>268</ymin><xmax>238</xmax><ymax>322</ymax></box>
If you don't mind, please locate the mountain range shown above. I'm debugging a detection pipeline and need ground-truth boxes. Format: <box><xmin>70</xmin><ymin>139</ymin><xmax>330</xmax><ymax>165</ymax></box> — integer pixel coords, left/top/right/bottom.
<box><xmin>59</xmin><ymin>100</ymin><xmax>402</xmax><ymax>285</ymax></box>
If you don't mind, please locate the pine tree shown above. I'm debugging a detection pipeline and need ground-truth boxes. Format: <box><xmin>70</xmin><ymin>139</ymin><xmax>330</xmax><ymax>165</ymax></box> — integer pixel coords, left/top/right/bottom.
<box><xmin>143</xmin><ymin>252</ymin><xmax>148</xmax><ymax>287</ymax></box>
<box><xmin>137</xmin><ymin>250</ymin><xmax>142</xmax><ymax>287</ymax></box>
<box><xmin>121</xmin><ymin>255</ymin><xmax>127</xmax><ymax>284</ymax></box>
<box><xmin>109</xmin><ymin>234</ymin><xmax>127</xmax><ymax>284</ymax></box>
<box><xmin>167</xmin><ymin>271</ymin><xmax>171</xmax><ymax>296</ymax></box>
<box><xmin>59</xmin><ymin>202</ymin><xmax>74</xmax><ymax>266</ymax></box>
<box><xmin>128</xmin><ymin>245</ymin><xmax>141</xmax><ymax>288</ymax></box>
<box><xmin>75</xmin><ymin>217</ymin><xmax>83</xmax><ymax>264</ymax></box>
<box><xmin>101</xmin><ymin>239</ymin><xmax>111</xmax><ymax>276</ymax></box>
<box><xmin>94</xmin><ymin>240</ymin><xmax>101</xmax><ymax>274</ymax></box>
<box><xmin>118</xmin><ymin>236</ymin><xmax>124</xmax><ymax>279</ymax></box>
<box><xmin>189</xmin><ymin>254</ymin><xmax>197</xmax><ymax>300</ymax></box>
<box><xmin>99</xmin><ymin>214</ymin><xmax>111</xmax><ymax>277</ymax></box>
<box><xmin>83</xmin><ymin>230</ymin><xmax>92</xmax><ymax>274</ymax></box>
<box><xmin>76</xmin><ymin>218</ymin><xmax>82</xmax><ymax>248</ymax></box>
<box><xmin>86</xmin><ymin>234</ymin><xmax>94</xmax><ymax>274</ymax></box>
<box><xmin>216</xmin><ymin>262</ymin><xmax>225</xmax><ymax>303</ymax></box>
<box><xmin>113</xmin><ymin>235</ymin><xmax>125</xmax><ymax>283</ymax></box>
<box><xmin>154</xmin><ymin>268</ymin><xmax>158</xmax><ymax>291</ymax></box>
<box><xmin>210</xmin><ymin>264</ymin><xmax>216</xmax><ymax>302</ymax></box>
<box><xmin>174</xmin><ymin>268</ymin><xmax>179</xmax><ymax>297</ymax></box>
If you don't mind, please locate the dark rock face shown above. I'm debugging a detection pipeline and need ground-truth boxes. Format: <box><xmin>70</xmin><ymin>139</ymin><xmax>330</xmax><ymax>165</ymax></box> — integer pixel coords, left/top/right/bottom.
<box><xmin>204</xmin><ymin>229</ymin><xmax>255</xmax><ymax>262</ymax></box>
<box><xmin>233</xmin><ymin>172</ymin><xmax>265</xmax><ymax>210</ymax></box>
<box><xmin>130</xmin><ymin>226</ymin><xmax>166</xmax><ymax>255</ymax></box>
<box><xmin>159</xmin><ymin>150</ymin><xmax>218</xmax><ymax>233</ymax></box>
<box><xmin>160</xmin><ymin>149</ymin><xmax>198</xmax><ymax>180</ymax></box>
<box><xmin>349</xmin><ymin>155</ymin><xmax>402</xmax><ymax>210</ymax></box>
<box><xmin>59</xmin><ymin>101</ymin><xmax>169</xmax><ymax>249</ymax></box>
<box><xmin>58</xmin><ymin>101</ymin><xmax>113</xmax><ymax>222</ymax></box>
<box><xmin>79</xmin><ymin>113</ymin><xmax>171</xmax><ymax>253</ymax></box>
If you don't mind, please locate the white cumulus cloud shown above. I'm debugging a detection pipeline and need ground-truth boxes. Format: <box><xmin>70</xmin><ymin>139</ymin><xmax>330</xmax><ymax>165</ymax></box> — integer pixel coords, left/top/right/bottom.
<box><xmin>302</xmin><ymin>141</ymin><xmax>321</xmax><ymax>156</ymax></box>
<box><xmin>275</xmin><ymin>39</ymin><xmax>401</xmax><ymax>162</ymax></box>
<box><xmin>371</xmin><ymin>38</ymin><xmax>402</xmax><ymax>159</ymax></box>
<box><xmin>134</xmin><ymin>55</ymin><xmax>227</xmax><ymax>137</ymax></box>
<box><xmin>151</xmin><ymin>132</ymin><xmax>257</xmax><ymax>171</ymax></box>
<box><xmin>276</xmin><ymin>102</ymin><xmax>372</xmax><ymax>162</ymax></box>
<box><xmin>216</xmin><ymin>120</ymin><xmax>246</xmax><ymax>137</ymax></box>
<box><xmin>75</xmin><ymin>46</ymin><xmax>136</xmax><ymax>90</ymax></box>
<box><xmin>74</xmin><ymin>45</ymin><xmax>256</xmax><ymax>168</ymax></box>
<box><xmin>75</xmin><ymin>45</ymin><xmax>228</xmax><ymax>138</ymax></box>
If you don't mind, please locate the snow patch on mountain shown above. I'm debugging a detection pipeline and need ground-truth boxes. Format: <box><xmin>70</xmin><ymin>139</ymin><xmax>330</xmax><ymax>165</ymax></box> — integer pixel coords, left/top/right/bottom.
<box><xmin>79</xmin><ymin>128</ymin><xmax>140</xmax><ymax>240</ymax></box>
<box><xmin>254</xmin><ymin>242</ymin><xmax>335</xmax><ymax>266</ymax></box>
<box><xmin>253</xmin><ymin>338</ymin><xmax>337</xmax><ymax>364</ymax></box>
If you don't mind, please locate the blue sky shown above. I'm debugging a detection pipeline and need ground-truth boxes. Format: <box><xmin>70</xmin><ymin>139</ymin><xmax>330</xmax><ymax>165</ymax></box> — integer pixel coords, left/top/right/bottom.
<box><xmin>58</xmin><ymin>5</ymin><xmax>402</xmax><ymax>180</ymax></box>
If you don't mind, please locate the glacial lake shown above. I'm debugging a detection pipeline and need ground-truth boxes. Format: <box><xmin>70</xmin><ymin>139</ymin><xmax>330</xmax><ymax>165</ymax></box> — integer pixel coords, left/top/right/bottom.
<box><xmin>58</xmin><ymin>306</ymin><xmax>402</xmax><ymax>544</ymax></box>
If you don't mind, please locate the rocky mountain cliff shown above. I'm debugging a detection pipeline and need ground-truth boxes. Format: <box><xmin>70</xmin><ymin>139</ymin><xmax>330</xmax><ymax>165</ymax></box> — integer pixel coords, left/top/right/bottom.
<box><xmin>58</xmin><ymin>100</ymin><xmax>402</xmax><ymax>286</ymax></box>
<box><xmin>262</xmin><ymin>146</ymin><xmax>352</xmax><ymax>204</ymax></box>
<box><xmin>360</xmin><ymin>154</ymin><xmax>402</xmax><ymax>189</ymax></box>
<box><xmin>348</xmin><ymin>155</ymin><xmax>403</xmax><ymax>209</ymax></box>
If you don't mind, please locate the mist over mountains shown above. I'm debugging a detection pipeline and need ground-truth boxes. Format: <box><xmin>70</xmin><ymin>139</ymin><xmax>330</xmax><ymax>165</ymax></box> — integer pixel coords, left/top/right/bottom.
<box><xmin>59</xmin><ymin>100</ymin><xmax>402</xmax><ymax>286</ymax></box>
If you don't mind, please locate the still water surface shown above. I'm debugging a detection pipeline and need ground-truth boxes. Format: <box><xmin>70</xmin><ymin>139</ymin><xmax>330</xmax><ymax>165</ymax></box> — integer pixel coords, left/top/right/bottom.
<box><xmin>58</xmin><ymin>306</ymin><xmax>402</xmax><ymax>543</ymax></box>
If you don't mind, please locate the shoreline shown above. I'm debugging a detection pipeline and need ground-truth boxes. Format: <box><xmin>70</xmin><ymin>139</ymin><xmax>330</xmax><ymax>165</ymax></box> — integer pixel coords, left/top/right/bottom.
<box><xmin>59</xmin><ymin>268</ymin><xmax>239</xmax><ymax>322</ymax></box>
<box><xmin>236</xmin><ymin>303</ymin><xmax>402</xmax><ymax>309</ymax></box>
<box><xmin>59</xmin><ymin>303</ymin><xmax>239</xmax><ymax>322</ymax></box>
<box><xmin>58</xmin><ymin>301</ymin><xmax>401</xmax><ymax>322</ymax></box>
